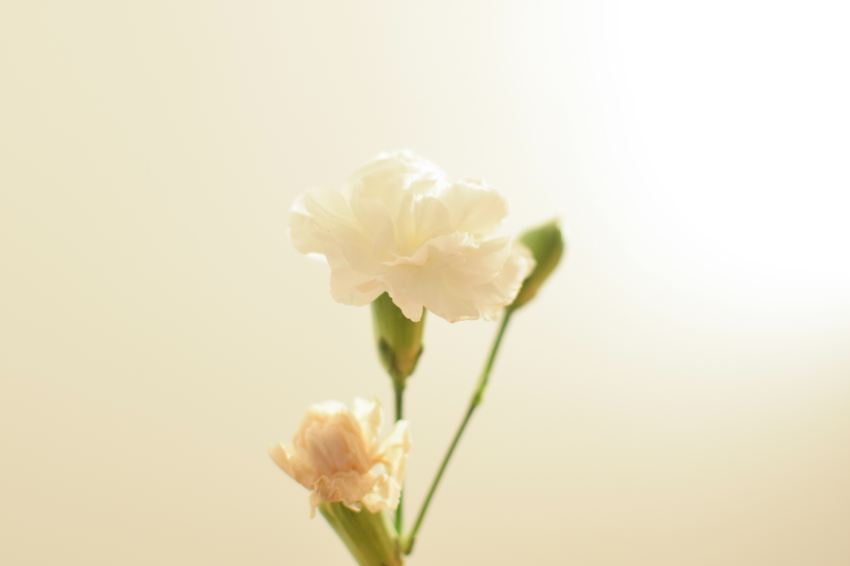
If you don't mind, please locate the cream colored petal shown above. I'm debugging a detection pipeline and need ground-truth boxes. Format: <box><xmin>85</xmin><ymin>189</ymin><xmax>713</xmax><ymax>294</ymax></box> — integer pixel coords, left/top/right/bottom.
<box><xmin>383</xmin><ymin>234</ymin><xmax>528</xmax><ymax>322</ymax></box>
<box><xmin>314</xmin><ymin>470</ymin><xmax>375</xmax><ymax>510</ymax></box>
<box><xmin>271</xmin><ymin>399</ymin><xmax>415</xmax><ymax>516</ymax></box>
<box><xmin>406</xmin><ymin>196</ymin><xmax>453</xmax><ymax>253</ymax></box>
<box><xmin>289</xmin><ymin>207</ymin><xmax>330</xmax><ymax>257</ymax></box>
<box><xmin>349</xmin><ymin>150</ymin><xmax>443</xmax><ymax>214</ymax></box>
<box><xmin>270</xmin><ymin>441</ymin><xmax>320</xmax><ymax>492</ymax></box>
<box><xmin>308</xmin><ymin>491</ymin><xmax>322</xmax><ymax>518</ymax></box>
<box><xmin>301</xmin><ymin>194</ymin><xmax>383</xmax><ymax>271</ymax></box>
<box><xmin>378</xmin><ymin>420</ymin><xmax>411</xmax><ymax>484</ymax></box>
<box><xmin>361</xmin><ymin>464</ymin><xmax>400</xmax><ymax>513</ymax></box>
<box><xmin>307</xmin><ymin>399</ymin><xmax>348</xmax><ymax>417</ymax></box>
<box><xmin>327</xmin><ymin>258</ymin><xmax>384</xmax><ymax>306</ymax></box>
<box><xmin>349</xmin><ymin>154</ymin><xmax>452</xmax><ymax>264</ymax></box>
<box><xmin>295</xmin><ymin>404</ymin><xmax>372</xmax><ymax>476</ymax></box>
<box><xmin>384</xmin><ymin>283</ymin><xmax>426</xmax><ymax>323</ymax></box>
<box><xmin>289</xmin><ymin>190</ymin><xmax>356</xmax><ymax>256</ymax></box>
<box><xmin>481</xmin><ymin>241</ymin><xmax>536</xmax><ymax>314</ymax></box>
<box><xmin>268</xmin><ymin>443</ymin><xmax>295</xmax><ymax>477</ymax></box>
<box><xmin>439</xmin><ymin>178</ymin><xmax>508</xmax><ymax>235</ymax></box>
<box><xmin>291</xmin><ymin>191</ymin><xmax>387</xmax><ymax>306</ymax></box>
<box><xmin>352</xmin><ymin>397</ymin><xmax>383</xmax><ymax>451</ymax></box>
<box><xmin>289</xmin><ymin>151</ymin><xmax>531</xmax><ymax>324</ymax></box>
<box><xmin>347</xmin><ymin>191</ymin><xmax>396</xmax><ymax>259</ymax></box>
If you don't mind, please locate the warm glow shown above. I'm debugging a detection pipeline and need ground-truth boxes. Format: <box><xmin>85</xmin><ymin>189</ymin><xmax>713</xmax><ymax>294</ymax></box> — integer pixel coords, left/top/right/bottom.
<box><xmin>2</xmin><ymin>2</ymin><xmax>848</xmax><ymax>565</ymax></box>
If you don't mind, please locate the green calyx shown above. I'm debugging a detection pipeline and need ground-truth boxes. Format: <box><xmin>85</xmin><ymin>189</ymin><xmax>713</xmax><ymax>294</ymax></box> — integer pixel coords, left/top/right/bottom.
<box><xmin>371</xmin><ymin>293</ymin><xmax>425</xmax><ymax>387</ymax></box>
<box><xmin>512</xmin><ymin>220</ymin><xmax>565</xmax><ymax>310</ymax></box>
<box><xmin>319</xmin><ymin>503</ymin><xmax>403</xmax><ymax>566</ymax></box>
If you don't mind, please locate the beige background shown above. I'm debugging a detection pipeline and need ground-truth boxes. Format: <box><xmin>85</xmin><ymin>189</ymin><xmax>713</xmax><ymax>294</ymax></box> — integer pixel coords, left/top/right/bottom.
<box><xmin>2</xmin><ymin>1</ymin><xmax>850</xmax><ymax>565</ymax></box>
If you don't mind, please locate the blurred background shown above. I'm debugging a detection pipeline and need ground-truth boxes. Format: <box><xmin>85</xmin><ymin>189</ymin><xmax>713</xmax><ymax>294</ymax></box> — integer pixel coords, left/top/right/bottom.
<box><xmin>2</xmin><ymin>1</ymin><xmax>849</xmax><ymax>564</ymax></box>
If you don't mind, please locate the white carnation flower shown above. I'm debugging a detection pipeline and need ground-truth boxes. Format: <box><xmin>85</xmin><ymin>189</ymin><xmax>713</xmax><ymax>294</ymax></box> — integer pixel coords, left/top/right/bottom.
<box><xmin>269</xmin><ymin>398</ymin><xmax>410</xmax><ymax>516</ymax></box>
<box><xmin>290</xmin><ymin>150</ymin><xmax>535</xmax><ymax>322</ymax></box>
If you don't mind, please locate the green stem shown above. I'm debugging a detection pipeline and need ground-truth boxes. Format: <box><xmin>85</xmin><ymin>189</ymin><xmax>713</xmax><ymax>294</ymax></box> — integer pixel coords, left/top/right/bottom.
<box><xmin>371</xmin><ymin>294</ymin><xmax>424</xmax><ymax>538</ymax></box>
<box><xmin>319</xmin><ymin>503</ymin><xmax>403</xmax><ymax>566</ymax></box>
<box><xmin>403</xmin><ymin>309</ymin><xmax>514</xmax><ymax>554</ymax></box>
<box><xmin>393</xmin><ymin>381</ymin><xmax>405</xmax><ymax>535</ymax></box>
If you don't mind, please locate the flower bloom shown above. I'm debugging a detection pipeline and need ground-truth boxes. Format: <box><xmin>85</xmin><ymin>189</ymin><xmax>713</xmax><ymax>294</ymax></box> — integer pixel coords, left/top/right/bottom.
<box><xmin>290</xmin><ymin>150</ymin><xmax>535</xmax><ymax>322</ymax></box>
<box><xmin>269</xmin><ymin>398</ymin><xmax>410</xmax><ymax>516</ymax></box>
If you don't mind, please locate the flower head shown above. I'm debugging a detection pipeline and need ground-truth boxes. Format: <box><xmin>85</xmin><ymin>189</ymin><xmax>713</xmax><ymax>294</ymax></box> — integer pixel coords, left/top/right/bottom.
<box><xmin>269</xmin><ymin>398</ymin><xmax>410</xmax><ymax>516</ymax></box>
<box><xmin>290</xmin><ymin>150</ymin><xmax>535</xmax><ymax>322</ymax></box>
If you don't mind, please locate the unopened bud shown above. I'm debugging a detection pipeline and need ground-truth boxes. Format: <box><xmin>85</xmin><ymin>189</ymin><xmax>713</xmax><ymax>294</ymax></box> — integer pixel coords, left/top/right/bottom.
<box><xmin>371</xmin><ymin>293</ymin><xmax>425</xmax><ymax>386</ymax></box>
<box><xmin>511</xmin><ymin>220</ymin><xmax>565</xmax><ymax>310</ymax></box>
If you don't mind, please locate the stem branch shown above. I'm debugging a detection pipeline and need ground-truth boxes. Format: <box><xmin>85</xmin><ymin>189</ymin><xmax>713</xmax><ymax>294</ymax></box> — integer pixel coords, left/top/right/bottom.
<box><xmin>403</xmin><ymin>309</ymin><xmax>514</xmax><ymax>554</ymax></box>
<box><xmin>393</xmin><ymin>381</ymin><xmax>405</xmax><ymax>535</ymax></box>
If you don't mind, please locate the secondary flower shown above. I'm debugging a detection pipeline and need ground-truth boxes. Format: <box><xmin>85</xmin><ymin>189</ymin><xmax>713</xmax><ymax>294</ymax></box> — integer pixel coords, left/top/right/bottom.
<box><xmin>269</xmin><ymin>398</ymin><xmax>410</xmax><ymax>516</ymax></box>
<box><xmin>290</xmin><ymin>150</ymin><xmax>535</xmax><ymax>322</ymax></box>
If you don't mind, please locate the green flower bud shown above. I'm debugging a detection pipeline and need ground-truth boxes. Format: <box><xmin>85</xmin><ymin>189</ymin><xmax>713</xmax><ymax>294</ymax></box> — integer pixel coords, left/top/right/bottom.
<box><xmin>511</xmin><ymin>220</ymin><xmax>565</xmax><ymax>310</ymax></box>
<box><xmin>371</xmin><ymin>293</ymin><xmax>425</xmax><ymax>387</ymax></box>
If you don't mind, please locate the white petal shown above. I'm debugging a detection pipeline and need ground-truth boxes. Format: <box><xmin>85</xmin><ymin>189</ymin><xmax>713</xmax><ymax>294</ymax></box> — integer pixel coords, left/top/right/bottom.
<box><xmin>290</xmin><ymin>151</ymin><xmax>531</xmax><ymax>323</ymax></box>
<box><xmin>383</xmin><ymin>234</ymin><xmax>529</xmax><ymax>322</ymax></box>
<box><xmin>327</xmin><ymin>259</ymin><xmax>384</xmax><ymax>306</ymax></box>
<box><xmin>349</xmin><ymin>150</ymin><xmax>444</xmax><ymax>213</ymax></box>
<box><xmin>407</xmin><ymin>196</ymin><xmax>452</xmax><ymax>252</ymax></box>
<box><xmin>385</xmin><ymin>282</ymin><xmax>426</xmax><ymax>322</ymax></box>
<box><xmin>291</xmin><ymin>191</ymin><xmax>387</xmax><ymax>305</ymax></box>
<box><xmin>439</xmin><ymin>178</ymin><xmax>508</xmax><ymax>235</ymax></box>
<box><xmin>481</xmin><ymin>241</ymin><xmax>536</xmax><ymax>315</ymax></box>
<box><xmin>289</xmin><ymin>190</ymin><xmax>355</xmax><ymax>256</ymax></box>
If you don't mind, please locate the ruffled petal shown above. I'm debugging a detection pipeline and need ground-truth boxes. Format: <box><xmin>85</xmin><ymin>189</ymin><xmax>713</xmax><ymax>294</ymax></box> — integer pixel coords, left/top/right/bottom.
<box><xmin>439</xmin><ymin>178</ymin><xmax>508</xmax><ymax>235</ymax></box>
<box><xmin>270</xmin><ymin>399</ymin><xmax>412</xmax><ymax>517</ymax></box>
<box><xmin>479</xmin><ymin>241</ymin><xmax>536</xmax><ymax>316</ymax></box>
<box><xmin>349</xmin><ymin>150</ymin><xmax>444</xmax><ymax>215</ymax></box>
<box><xmin>269</xmin><ymin>443</ymin><xmax>294</xmax><ymax>477</ymax></box>
<box><xmin>384</xmin><ymin>279</ymin><xmax>426</xmax><ymax>322</ymax></box>
<box><xmin>408</xmin><ymin>196</ymin><xmax>452</xmax><ymax>252</ymax></box>
<box><xmin>361</xmin><ymin>421</ymin><xmax>411</xmax><ymax>513</ymax></box>
<box><xmin>289</xmin><ymin>190</ymin><xmax>356</xmax><ymax>256</ymax></box>
<box><xmin>290</xmin><ymin>150</ymin><xmax>529</xmax><ymax>323</ymax></box>
<box><xmin>313</xmin><ymin>471</ymin><xmax>375</xmax><ymax>511</ymax></box>
<box><xmin>378</xmin><ymin>420</ymin><xmax>411</xmax><ymax>483</ymax></box>
<box><xmin>361</xmin><ymin>464</ymin><xmax>401</xmax><ymax>513</ymax></box>
<box><xmin>352</xmin><ymin>397</ymin><xmax>383</xmax><ymax>451</ymax></box>
<box><xmin>383</xmin><ymin>234</ymin><xmax>532</xmax><ymax>322</ymax></box>
<box><xmin>327</xmin><ymin>259</ymin><xmax>384</xmax><ymax>306</ymax></box>
<box><xmin>296</xmin><ymin>405</ymin><xmax>372</xmax><ymax>476</ymax></box>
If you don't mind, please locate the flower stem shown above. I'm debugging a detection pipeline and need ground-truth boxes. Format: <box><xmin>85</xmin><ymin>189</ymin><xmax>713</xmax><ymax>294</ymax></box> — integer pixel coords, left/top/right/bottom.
<box><xmin>403</xmin><ymin>309</ymin><xmax>514</xmax><ymax>554</ymax></box>
<box><xmin>393</xmin><ymin>381</ymin><xmax>405</xmax><ymax>535</ymax></box>
<box><xmin>319</xmin><ymin>503</ymin><xmax>403</xmax><ymax>566</ymax></box>
<box><xmin>371</xmin><ymin>294</ymin><xmax>424</xmax><ymax>538</ymax></box>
